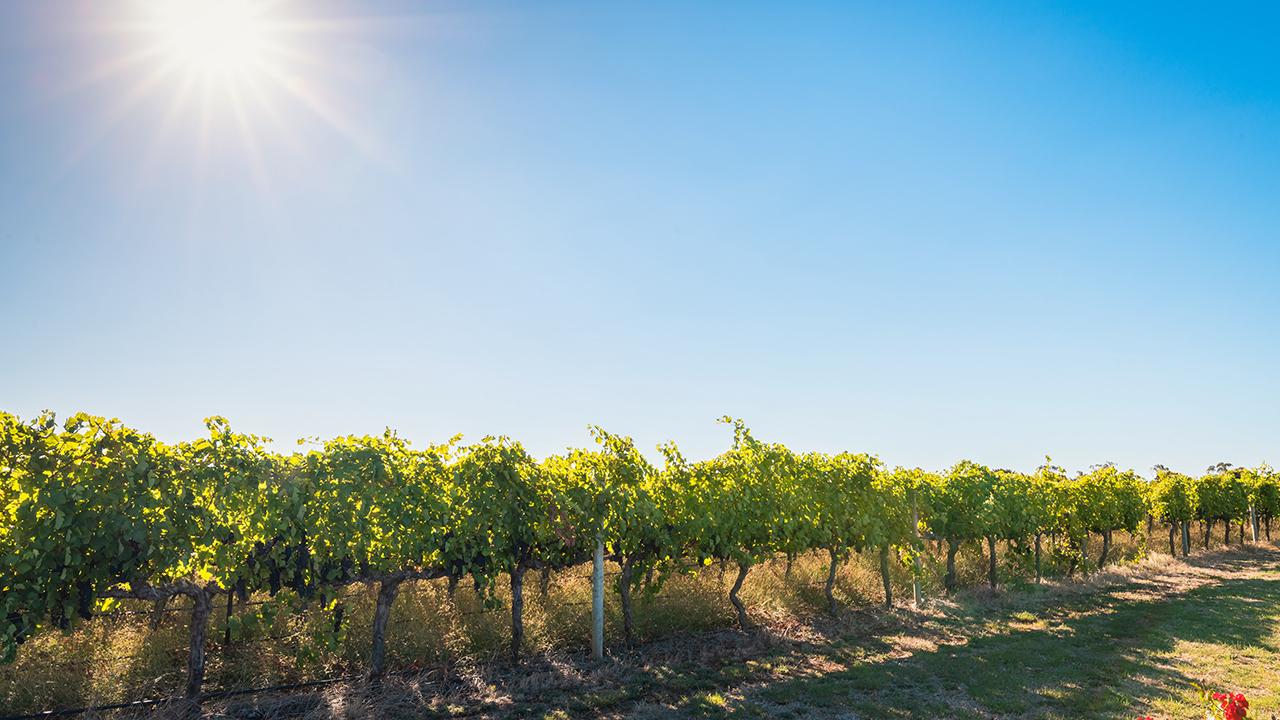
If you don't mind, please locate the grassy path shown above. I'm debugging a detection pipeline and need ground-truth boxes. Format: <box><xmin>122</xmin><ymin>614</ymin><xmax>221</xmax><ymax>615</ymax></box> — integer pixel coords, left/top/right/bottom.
<box><xmin>742</xmin><ymin>548</ymin><xmax>1280</xmax><ymax>719</ymax></box>
<box><xmin>626</xmin><ymin>546</ymin><xmax>1280</xmax><ymax>720</ymax></box>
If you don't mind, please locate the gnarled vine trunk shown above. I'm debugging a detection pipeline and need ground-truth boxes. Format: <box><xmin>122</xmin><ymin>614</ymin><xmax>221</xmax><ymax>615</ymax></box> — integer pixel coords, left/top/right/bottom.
<box><xmin>879</xmin><ymin>544</ymin><xmax>892</xmax><ymax>608</ymax></box>
<box><xmin>1097</xmin><ymin>529</ymin><xmax>1111</xmax><ymax>569</ymax></box>
<box><xmin>729</xmin><ymin>562</ymin><xmax>751</xmax><ymax>630</ymax></box>
<box><xmin>824</xmin><ymin>547</ymin><xmax>841</xmax><ymax>615</ymax></box>
<box><xmin>185</xmin><ymin>588</ymin><xmax>213</xmax><ymax>707</ymax></box>
<box><xmin>986</xmin><ymin>535</ymin><xmax>998</xmax><ymax>588</ymax></box>
<box><xmin>510</xmin><ymin>565</ymin><xmax>527</xmax><ymax>663</ymax></box>
<box><xmin>1168</xmin><ymin>522</ymin><xmax>1177</xmax><ymax>556</ymax></box>
<box><xmin>223</xmin><ymin>592</ymin><xmax>233</xmax><ymax>646</ymax></box>
<box><xmin>619</xmin><ymin>556</ymin><xmax>637</xmax><ymax>647</ymax></box>
<box><xmin>944</xmin><ymin>539</ymin><xmax>958</xmax><ymax>594</ymax></box>
<box><xmin>370</xmin><ymin>578</ymin><xmax>402</xmax><ymax>684</ymax></box>
<box><xmin>1034</xmin><ymin>533</ymin><xmax>1042</xmax><ymax>584</ymax></box>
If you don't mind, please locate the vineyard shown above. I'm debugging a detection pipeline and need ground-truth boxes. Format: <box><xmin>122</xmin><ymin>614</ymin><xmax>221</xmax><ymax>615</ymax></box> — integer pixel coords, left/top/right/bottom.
<box><xmin>2</xmin><ymin>411</ymin><xmax>1278</xmax><ymax>716</ymax></box>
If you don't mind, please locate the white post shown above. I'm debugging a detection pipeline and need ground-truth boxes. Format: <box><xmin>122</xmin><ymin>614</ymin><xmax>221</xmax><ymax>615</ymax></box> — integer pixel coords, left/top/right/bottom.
<box><xmin>911</xmin><ymin>491</ymin><xmax>922</xmax><ymax>608</ymax></box>
<box><xmin>592</xmin><ymin>535</ymin><xmax>604</xmax><ymax>660</ymax></box>
<box><xmin>1251</xmin><ymin>505</ymin><xmax>1259</xmax><ymax>543</ymax></box>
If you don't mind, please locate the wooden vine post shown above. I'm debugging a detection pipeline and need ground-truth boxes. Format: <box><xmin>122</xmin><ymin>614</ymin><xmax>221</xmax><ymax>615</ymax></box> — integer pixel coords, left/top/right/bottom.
<box><xmin>911</xmin><ymin>490</ymin><xmax>922</xmax><ymax>608</ymax></box>
<box><xmin>186</xmin><ymin>588</ymin><xmax>212</xmax><ymax>704</ymax></box>
<box><xmin>592</xmin><ymin>534</ymin><xmax>605</xmax><ymax>660</ymax></box>
<box><xmin>510</xmin><ymin>563</ymin><xmax>526</xmax><ymax>664</ymax></box>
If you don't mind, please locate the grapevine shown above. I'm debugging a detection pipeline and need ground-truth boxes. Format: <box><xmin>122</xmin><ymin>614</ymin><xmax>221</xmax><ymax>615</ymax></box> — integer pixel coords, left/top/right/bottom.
<box><xmin>2</xmin><ymin>410</ymin><xmax>1276</xmax><ymax>704</ymax></box>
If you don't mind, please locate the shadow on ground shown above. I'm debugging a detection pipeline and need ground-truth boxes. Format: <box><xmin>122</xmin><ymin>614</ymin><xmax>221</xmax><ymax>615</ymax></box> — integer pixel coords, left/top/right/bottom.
<box><xmin>748</xmin><ymin>570</ymin><xmax>1280</xmax><ymax>718</ymax></box>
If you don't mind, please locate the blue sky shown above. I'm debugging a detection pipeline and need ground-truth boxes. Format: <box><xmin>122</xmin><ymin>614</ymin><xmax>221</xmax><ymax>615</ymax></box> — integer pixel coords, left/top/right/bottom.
<box><xmin>1</xmin><ymin>1</ymin><xmax>1278</xmax><ymax>475</ymax></box>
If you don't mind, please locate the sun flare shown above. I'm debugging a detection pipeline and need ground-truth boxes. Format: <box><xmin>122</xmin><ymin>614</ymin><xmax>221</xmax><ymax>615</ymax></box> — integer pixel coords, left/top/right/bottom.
<box><xmin>72</xmin><ymin>0</ymin><xmax>387</xmax><ymax>186</ymax></box>
<box><xmin>141</xmin><ymin>0</ymin><xmax>276</xmax><ymax>79</ymax></box>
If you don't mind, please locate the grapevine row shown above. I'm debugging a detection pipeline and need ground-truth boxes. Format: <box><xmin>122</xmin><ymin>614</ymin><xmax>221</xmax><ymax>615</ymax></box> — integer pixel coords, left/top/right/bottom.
<box><xmin>1</xmin><ymin>412</ymin><xmax>1276</xmax><ymax>710</ymax></box>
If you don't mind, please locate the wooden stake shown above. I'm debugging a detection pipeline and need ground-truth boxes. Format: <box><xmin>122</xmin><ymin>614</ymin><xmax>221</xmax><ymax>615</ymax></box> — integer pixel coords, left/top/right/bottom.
<box><xmin>911</xmin><ymin>492</ymin><xmax>922</xmax><ymax>607</ymax></box>
<box><xmin>592</xmin><ymin>536</ymin><xmax>604</xmax><ymax>660</ymax></box>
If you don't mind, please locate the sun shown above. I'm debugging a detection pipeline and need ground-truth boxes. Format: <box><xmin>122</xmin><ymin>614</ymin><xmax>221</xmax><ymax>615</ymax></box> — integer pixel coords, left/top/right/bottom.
<box><xmin>64</xmin><ymin>0</ymin><xmax>394</xmax><ymax>187</ymax></box>
<box><xmin>142</xmin><ymin>0</ymin><xmax>275</xmax><ymax>80</ymax></box>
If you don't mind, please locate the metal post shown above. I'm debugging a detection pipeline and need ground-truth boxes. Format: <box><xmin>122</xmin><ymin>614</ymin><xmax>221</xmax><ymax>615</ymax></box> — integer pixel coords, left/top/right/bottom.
<box><xmin>592</xmin><ymin>535</ymin><xmax>604</xmax><ymax>660</ymax></box>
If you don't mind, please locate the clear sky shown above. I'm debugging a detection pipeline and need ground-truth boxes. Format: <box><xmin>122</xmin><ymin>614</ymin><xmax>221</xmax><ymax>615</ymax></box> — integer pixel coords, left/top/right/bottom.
<box><xmin>1</xmin><ymin>1</ymin><xmax>1278</xmax><ymax>475</ymax></box>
